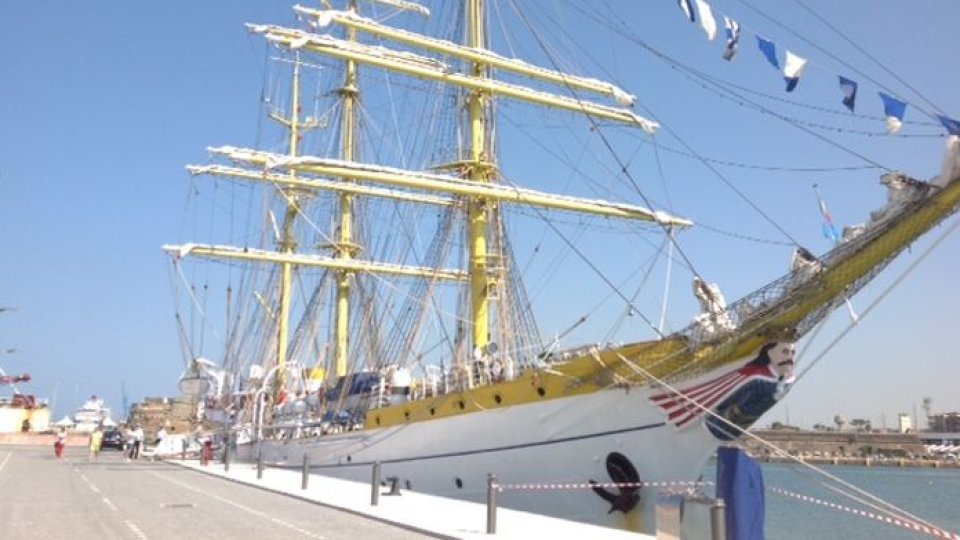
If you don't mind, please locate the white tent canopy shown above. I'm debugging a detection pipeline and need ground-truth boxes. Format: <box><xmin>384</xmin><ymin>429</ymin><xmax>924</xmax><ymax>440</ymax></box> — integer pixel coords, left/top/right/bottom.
<box><xmin>52</xmin><ymin>416</ymin><xmax>75</xmax><ymax>427</ymax></box>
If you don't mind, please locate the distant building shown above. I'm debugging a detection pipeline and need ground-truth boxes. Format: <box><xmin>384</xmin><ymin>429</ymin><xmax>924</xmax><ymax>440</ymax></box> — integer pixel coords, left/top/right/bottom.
<box><xmin>928</xmin><ymin>412</ymin><xmax>960</xmax><ymax>433</ymax></box>
<box><xmin>128</xmin><ymin>395</ymin><xmax>199</xmax><ymax>437</ymax></box>
<box><xmin>897</xmin><ymin>413</ymin><xmax>913</xmax><ymax>433</ymax></box>
<box><xmin>0</xmin><ymin>397</ymin><xmax>50</xmax><ymax>433</ymax></box>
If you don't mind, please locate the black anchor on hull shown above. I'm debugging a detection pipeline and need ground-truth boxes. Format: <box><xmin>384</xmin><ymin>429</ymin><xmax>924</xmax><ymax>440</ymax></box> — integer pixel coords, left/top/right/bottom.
<box><xmin>589</xmin><ymin>452</ymin><xmax>642</xmax><ymax>514</ymax></box>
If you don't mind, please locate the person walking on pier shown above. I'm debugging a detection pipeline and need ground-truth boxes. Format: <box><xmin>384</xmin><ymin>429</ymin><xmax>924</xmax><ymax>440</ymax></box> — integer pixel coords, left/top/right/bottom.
<box><xmin>54</xmin><ymin>427</ymin><xmax>67</xmax><ymax>459</ymax></box>
<box><xmin>155</xmin><ymin>425</ymin><xmax>167</xmax><ymax>453</ymax></box>
<box><xmin>88</xmin><ymin>426</ymin><xmax>103</xmax><ymax>461</ymax></box>
<box><xmin>129</xmin><ymin>424</ymin><xmax>144</xmax><ymax>461</ymax></box>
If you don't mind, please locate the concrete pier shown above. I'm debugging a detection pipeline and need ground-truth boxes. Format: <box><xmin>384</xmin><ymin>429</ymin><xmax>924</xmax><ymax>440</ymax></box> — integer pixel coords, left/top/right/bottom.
<box><xmin>0</xmin><ymin>445</ymin><xmax>652</xmax><ymax>539</ymax></box>
<box><xmin>170</xmin><ymin>455</ymin><xmax>651</xmax><ymax>539</ymax></box>
<box><xmin>0</xmin><ymin>445</ymin><xmax>431</xmax><ymax>539</ymax></box>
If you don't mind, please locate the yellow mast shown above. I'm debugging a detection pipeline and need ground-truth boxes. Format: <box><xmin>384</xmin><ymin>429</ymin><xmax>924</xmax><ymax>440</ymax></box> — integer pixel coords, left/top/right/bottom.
<box><xmin>333</xmin><ymin>1</ymin><xmax>361</xmax><ymax>379</ymax></box>
<box><xmin>466</xmin><ymin>0</ymin><xmax>491</xmax><ymax>355</ymax></box>
<box><xmin>274</xmin><ymin>52</ymin><xmax>305</xmax><ymax>390</ymax></box>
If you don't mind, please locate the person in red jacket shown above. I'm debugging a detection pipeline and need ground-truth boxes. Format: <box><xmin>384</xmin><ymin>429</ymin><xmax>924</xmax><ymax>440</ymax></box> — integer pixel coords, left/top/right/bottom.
<box><xmin>201</xmin><ymin>437</ymin><xmax>213</xmax><ymax>465</ymax></box>
<box><xmin>54</xmin><ymin>427</ymin><xmax>67</xmax><ymax>458</ymax></box>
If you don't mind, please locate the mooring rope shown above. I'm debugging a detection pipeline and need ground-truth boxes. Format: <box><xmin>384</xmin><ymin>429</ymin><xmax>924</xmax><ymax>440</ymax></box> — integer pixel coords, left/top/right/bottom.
<box><xmin>770</xmin><ymin>486</ymin><xmax>960</xmax><ymax>540</ymax></box>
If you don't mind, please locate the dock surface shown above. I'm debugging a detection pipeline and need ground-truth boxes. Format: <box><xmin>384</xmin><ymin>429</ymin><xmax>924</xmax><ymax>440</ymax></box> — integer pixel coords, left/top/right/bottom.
<box><xmin>170</xmin><ymin>453</ymin><xmax>652</xmax><ymax>539</ymax></box>
<box><xmin>0</xmin><ymin>445</ymin><xmax>653</xmax><ymax>539</ymax></box>
<box><xmin>0</xmin><ymin>446</ymin><xmax>431</xmax><ymax>540</ymax></box>
<box><xmin>0</xmin><ymin>446</ymin><xmax>652</xmax><ymax>540</ymax></box>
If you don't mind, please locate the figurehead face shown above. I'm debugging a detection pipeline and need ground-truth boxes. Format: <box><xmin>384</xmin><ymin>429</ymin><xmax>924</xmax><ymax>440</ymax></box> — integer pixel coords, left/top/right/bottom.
<box><xmin>767</xmin><ymin>342</ymin><xmax>797</xmax><ymax>380</ymax></box>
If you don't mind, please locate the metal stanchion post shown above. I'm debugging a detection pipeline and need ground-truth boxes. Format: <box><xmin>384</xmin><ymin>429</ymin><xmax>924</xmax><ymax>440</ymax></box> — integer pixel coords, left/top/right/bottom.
<box><xmin>711</xmin><ymin>499</ymin><xmax>726</xmax><ymax>540</ymax></box>
<box><xmin>371</xmin><ymin>461</ymin><xmax>381</xmax><ymax>506</ymax></box>
<box><xmin>257</xmin><ymin>448</ymin><xmax>264</xmax><ymax>480</ymax></box>
<box><xmin>223</xmin><ymin>433</ymin><xmax>231</xmax><ymax>472</ymax></box>
<box><xmin>301</xmin><ymin>453</ymin><xmax>310</xmax><ymax>490</ymax></box>
<box><xmin>486</xmin><ymin>473</ymin><xmax>497</xmax><ymax>534</ymax></box>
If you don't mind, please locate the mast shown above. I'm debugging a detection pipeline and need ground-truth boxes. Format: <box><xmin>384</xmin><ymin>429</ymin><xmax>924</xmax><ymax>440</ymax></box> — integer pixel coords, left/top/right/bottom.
<box><xmin>333</xmin><ymin>0</ymin><xmax>361</xmax><ymax>378</ymax></box>
<box><xmin>169</xmin><ymin>3</ymin><xmax>689</xmax><ymax>391</ymax></box>
<box><xmin>466</xmin><ymin>0</ymin><xmax>492</xmax><ymax>355</ymax></box>
<box><xmin>274</xmin><ymin>52</ymin><xmax>305</xmax><ymax>390</ymax></box>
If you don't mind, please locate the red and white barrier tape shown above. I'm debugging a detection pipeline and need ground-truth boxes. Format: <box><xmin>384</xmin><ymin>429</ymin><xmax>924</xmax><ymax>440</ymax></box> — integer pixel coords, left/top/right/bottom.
<box><xmin>494</xmin><ymin>480</ymin><xmax>712</xmax><ymax>492</ymax></box>
<box><xmin>770</xmin><ymin>486</ymin><xmax>960</xmax><ymax>540</ymax></box>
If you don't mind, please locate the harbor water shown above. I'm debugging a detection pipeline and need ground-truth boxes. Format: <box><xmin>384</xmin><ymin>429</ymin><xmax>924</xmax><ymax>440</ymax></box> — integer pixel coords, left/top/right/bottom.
<box><xmin>705</xmin><ymin>462</ymin><xmax>960</xmax><ymax>539</ymax></box>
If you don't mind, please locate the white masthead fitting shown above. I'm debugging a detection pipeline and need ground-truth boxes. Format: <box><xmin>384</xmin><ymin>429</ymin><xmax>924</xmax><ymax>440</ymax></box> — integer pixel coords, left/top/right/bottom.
<box><xmin>365</xmin><ymin>0</ymin><xmax>430</xmax><ymax>18</ymax></box>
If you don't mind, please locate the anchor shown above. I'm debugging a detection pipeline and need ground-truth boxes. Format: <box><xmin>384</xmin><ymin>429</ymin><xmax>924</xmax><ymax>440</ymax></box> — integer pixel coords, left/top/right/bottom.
<box><xmin>589</xmin><ymin>452</ymin><xmax>642</xmax><ymax>514</ymax></box>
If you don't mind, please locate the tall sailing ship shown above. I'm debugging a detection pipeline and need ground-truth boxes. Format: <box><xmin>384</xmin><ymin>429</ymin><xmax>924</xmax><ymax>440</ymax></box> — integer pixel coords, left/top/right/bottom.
<box><xmin>165</xmin><ymin>1</ymin><xmax>960</xmax><ymax>532</ymax></box>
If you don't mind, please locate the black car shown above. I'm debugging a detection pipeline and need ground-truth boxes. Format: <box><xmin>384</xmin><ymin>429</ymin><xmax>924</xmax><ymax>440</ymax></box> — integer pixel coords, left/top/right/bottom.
<box><xmin>101</xmin><ymin>429</ymin><xmax>123</xmax><ymax>450</ymax></box>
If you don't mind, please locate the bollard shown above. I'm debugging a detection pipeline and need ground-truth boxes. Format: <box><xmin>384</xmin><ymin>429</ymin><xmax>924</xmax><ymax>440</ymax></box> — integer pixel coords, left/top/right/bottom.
<box><xmin>384</xmin><ymin>476</ymin><xmax>402</xmax><ymax>496</ymax></box>
<box><xmin>301</xmin><ymin>453</ymin><xmax>310</xmax><ymax>490</ymax></box>
<box><xmin>486</xmin><ymin>473</ymin><xmax>497</xmax><ymax>534</ymax></box>
<box><xmin>223</xmin><ymin>434</ymin><xmax>231</xmax><ymax>472</ymax></box>
<box><xmin>710</xmin><ymin>498</ymin><xmax>726</xmax><ymax>540</ymax></box>
<box><xmin>257</xmin><ymin>448</ymin><xmax>264</xmax><ymax>480</ymax></box>
<box><xmin>371</xmin><ymin>461</ymin><xmax>381</xmax><ymax>506</ymax></box>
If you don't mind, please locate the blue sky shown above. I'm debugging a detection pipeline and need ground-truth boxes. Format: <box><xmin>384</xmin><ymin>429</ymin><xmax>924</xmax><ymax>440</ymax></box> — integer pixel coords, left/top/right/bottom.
<box><xmin>1</xmin><ymin>1</ymin><xmax>957</xmax><ymax>430</ymax></box>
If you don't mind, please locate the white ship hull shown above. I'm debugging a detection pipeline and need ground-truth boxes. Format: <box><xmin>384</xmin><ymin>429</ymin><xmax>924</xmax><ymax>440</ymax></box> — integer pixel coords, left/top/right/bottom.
<box><xmin>245</xmin><ymin>365</ymin><xmax>734</xmax><ymax>532</ymax></box>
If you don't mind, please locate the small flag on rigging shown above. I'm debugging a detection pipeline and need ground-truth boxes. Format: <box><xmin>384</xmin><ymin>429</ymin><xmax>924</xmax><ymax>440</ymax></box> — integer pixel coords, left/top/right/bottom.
<box><xmin>878</xmin><ymin>92</ymin><xmax>907</xmax><ymax>134</ymax></box>
<box><xmin>678</xmin><ymin>0</ymin><xmax>696</xmax><ymax>22</ymax></box>
<box><xmin>694</xmin><ymin>0</ymin><xmax>718</xmax><ymax>40</ymax></box>
<box><xmin>814</xmin><ymin>184</ymin><xmax>858</xmax><ymax>322</ymax></box>
<box><xmin>814</xmin><ymin>184</ymin><xmax>840</xmax><ymax>244</ymax></box>
<box><xmin>838</xmin><ymin>76</ymin><xmax>858</xmax><ymax>112</ymax></box>
<box><xmin>756</xmin><ymin>36</ymin><xmax>780</xmax><ymax>69</ymax></box>
<box><xmin>722</xmin><ymin>16</ymin><xmax>741</xmax><ymax>61</ymax></box>
<box><xmin>783</xmin><ymin>51</ymin><xmax>808</xmax><ymax>92</ymax></box>
<box><xmin>937</xmin><ymin>114</ymin><xmax>960</xmax><ymax>136</ymax></box>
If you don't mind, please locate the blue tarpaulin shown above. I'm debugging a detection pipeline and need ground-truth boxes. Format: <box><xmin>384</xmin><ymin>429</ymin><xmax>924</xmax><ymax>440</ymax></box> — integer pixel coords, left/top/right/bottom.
<box><xmin>716</xmin><ymin>447</ymin><xmax>766</xmax><ymax>540</ymax></box>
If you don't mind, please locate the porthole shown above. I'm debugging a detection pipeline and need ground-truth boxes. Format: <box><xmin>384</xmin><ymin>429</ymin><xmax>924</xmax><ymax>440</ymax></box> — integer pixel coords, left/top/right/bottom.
<box><xmin>537</xmin><ymin>387</ymin><xmax>546</xmax><ymax>397</ymax></box>
<box><xmin>458</xmin><ymin>400</ymin><xmax>465</xmax><ymax>410</ymax></box>
<box><xmin>346</xmin><ymin>455</ymin><xmax>352</xmax><ymax>463</ymax></box>
<box><xmin>455</xmin><ymin>477</ymin><xmax>463</xmax><ymax>489</ymax></box>
<box><xmin>375</xmin><ymin>416</ymin><xmax>381</xmax><ymax>425</ymax></box>
<box><xmin>494</xmin><ymin>394</ymin><xmax>502</xmax><ymax>404</ymax></box>
<box><xmin>429</xmin><ymin>408</ymin><xmax>436</xmax><ymax>416</ymax></box>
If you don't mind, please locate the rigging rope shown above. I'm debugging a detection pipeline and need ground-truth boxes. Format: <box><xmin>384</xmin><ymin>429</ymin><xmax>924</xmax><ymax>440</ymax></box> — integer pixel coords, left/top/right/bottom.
<box><xmin>512</xmin><ymin>0</ymin><xmax>713</xmax><ymax>268</ymax></box>
<box><xmin>791</xmin><ymin>214</ymin><xmax>960</xmax><ymax>386</ymax></box>
<box><xmin>737</xmin><ymin>0</ymin><xmax>946</xmax><ymax>120</ymax></box>
<box><xmin>613</xmin><ymin>350</ymin><xmax>947</xmax><ymax>532</ymax></box>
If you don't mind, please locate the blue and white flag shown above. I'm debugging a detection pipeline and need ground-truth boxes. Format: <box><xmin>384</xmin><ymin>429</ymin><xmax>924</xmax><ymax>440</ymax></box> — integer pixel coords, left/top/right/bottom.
<box><xmin>838</xmin><ymin>76</ymin><xmax>858</xmax><ymax>112</ymax></box>
<box><xmin>815</xmin><ymin>185</ymin><xmax>840</xmax><ymax>244</ymax></box>
<box><xmin>879</xmin><ymin>92</ymin><xmax>907</xmax><ymax>134</ymax></box>
<box><xmin>694</xmin><ymin>0</ymin><xmax>718</xmax><ymax>40</ymax></box>
<box><xmin>678</xmin><ymin>0</ymin><xmax>696</xmax><ymax>22</ymax></box>
<box><xmin>783</xmin><ymin>51</ymin><xmax>808</xmax><ymax>92</ymax></box>
<box><xmin>937</xmin><ymin>115</ymin><xmax>960</xmax><ymax>136</ymax></box>
<box><xmin>756</xmin><ymin>36</ymin><xmax>779</xmax><ymax>69</ymax></box>
<box><xmin>722</xmin><ymin>16</ymin><xmax>741</xmax><ymax>61</ymax></box>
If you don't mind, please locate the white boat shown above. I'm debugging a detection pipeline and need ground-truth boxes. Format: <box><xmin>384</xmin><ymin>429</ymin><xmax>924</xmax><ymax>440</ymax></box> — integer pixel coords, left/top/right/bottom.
<box><xmin>164</xmin><ymin>1</ymin><xmax>960</xmax><ymax>533</ymax></box>
<box><xmin>73</xmin><ymin>395</ymin><xmax>113</xmax><ymax>433</ymax></box>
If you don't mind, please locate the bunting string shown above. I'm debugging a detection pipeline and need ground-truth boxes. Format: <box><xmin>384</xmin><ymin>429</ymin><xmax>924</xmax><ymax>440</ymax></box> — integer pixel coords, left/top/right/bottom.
<box><xmin>671</xmin><ymin>0</ymin><xmax>958</xmax><ymax>135</ymax></box>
